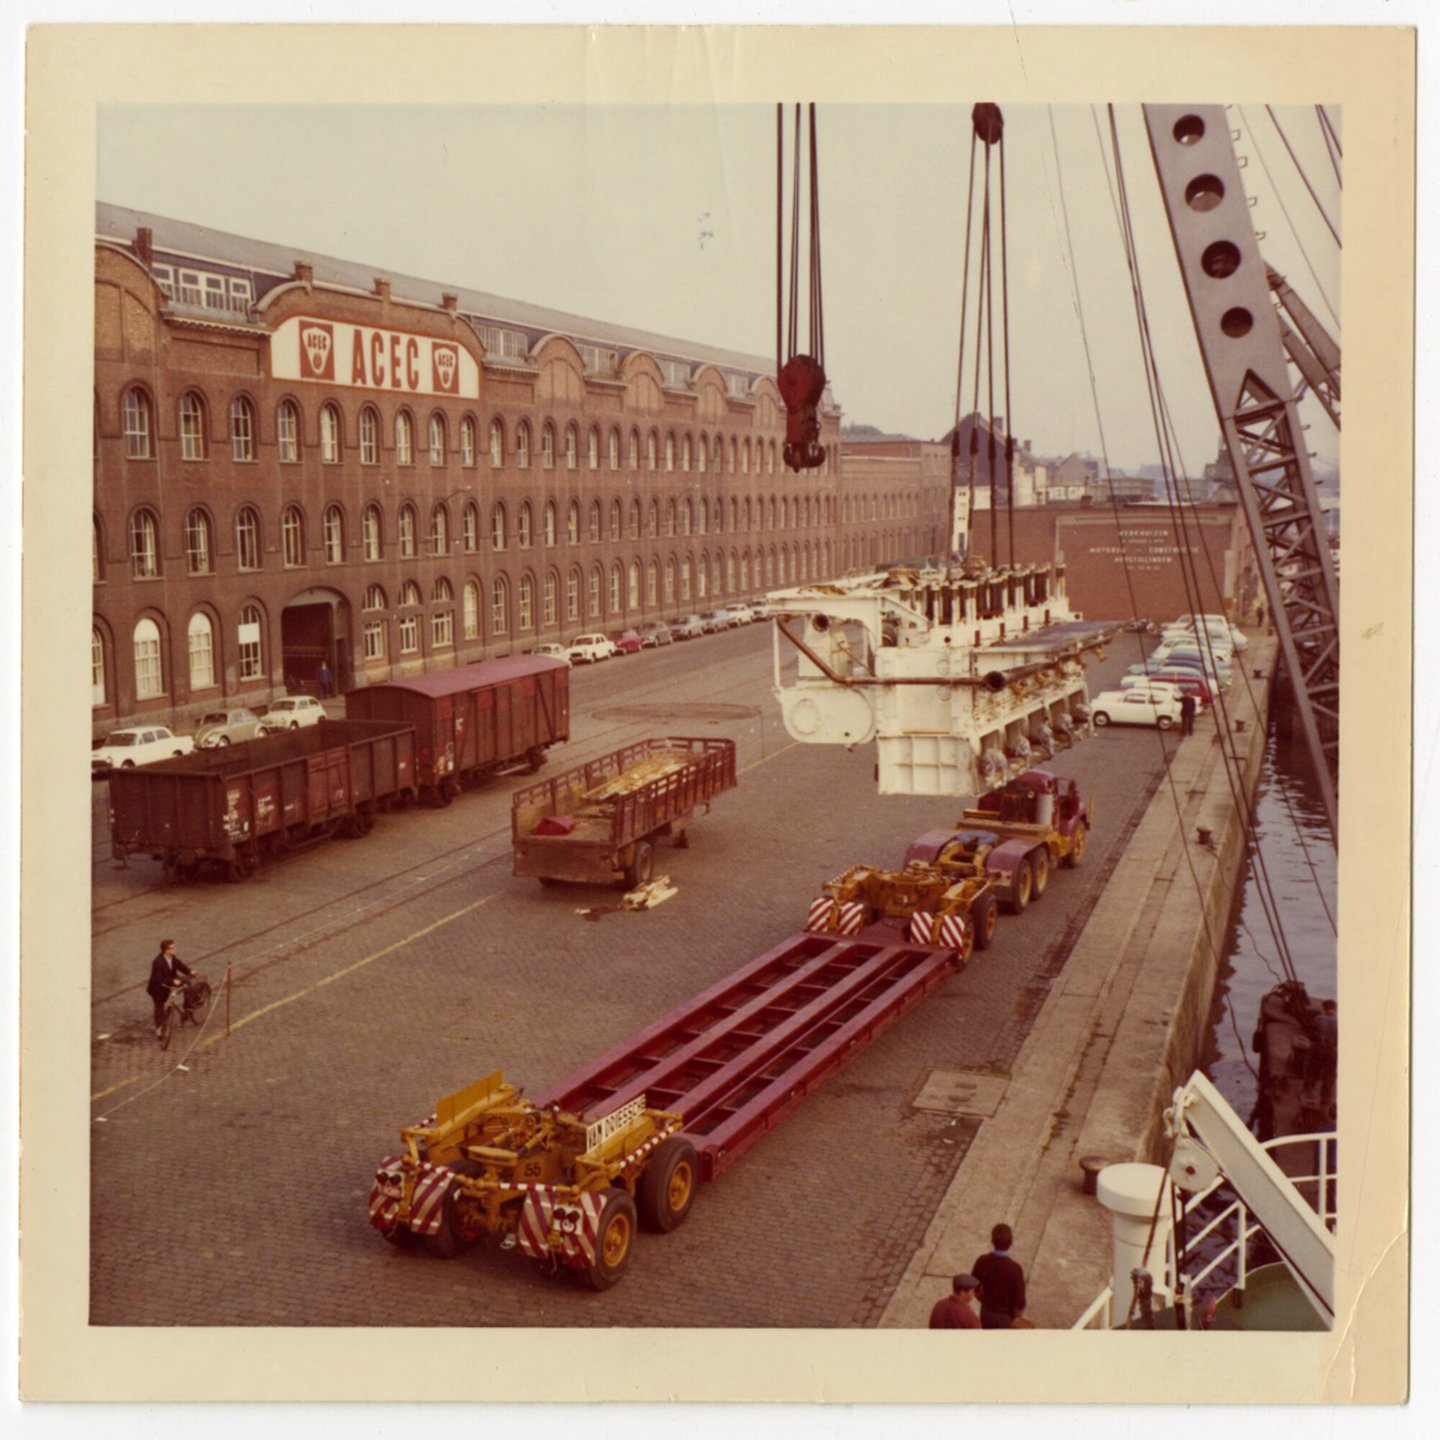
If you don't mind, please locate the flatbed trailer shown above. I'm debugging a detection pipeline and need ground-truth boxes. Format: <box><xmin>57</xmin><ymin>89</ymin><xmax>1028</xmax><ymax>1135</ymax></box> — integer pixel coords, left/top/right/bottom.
<box><xmin>369</xmin><ymin>929</ymin><xmax>965</xmax><ymax>1287</ymax></box>
<box><xmin>511</xmin><ymin>736</ymin><xmax>737</xmax><ymax>887</ymax></box>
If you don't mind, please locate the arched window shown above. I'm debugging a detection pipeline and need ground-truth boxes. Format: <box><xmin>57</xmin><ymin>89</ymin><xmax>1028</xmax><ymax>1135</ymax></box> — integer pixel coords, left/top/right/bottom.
<box><xmin>492</xmin><ymin>576</ymin><xmax>509</xmax><ymax>635</ymax></box>
<box><xmin>664</xmin><ymin>558</ymin><xmax>676</xmax><ymax>605</ymax></box>
<box><xmin>589</xmin><ymin>565</ymin><xmax>603</xmax><ymax>618</ymax></box>
<box><xmin>518</xmin><ymin>502</ymin><xmax>533</xmax><ymax>549</ymax></box>
<box><xmin>728</xmin><ymin>498</ymin><xmax>738</xmax><ymax>532</ymax></box>
<box><xmin>729</xmin><ymin>438</ymin><xmax>738</xmax><ymax>473</ymax></box>
<box><xmin>647</xmin><ymin>500</ymin><xmax>659</xmax><ymax>538</ymax></box>
<box><xmin>360</xmin><ymin>407</ymin><xmax>379</xmax><ymax>464</ymax></box>
<box><xmin>463</xmin><ymin>502</ymin><xmax>480</xmax><ymax>553</ymax></box>
<box><xmin>398</xmin><ymin>582</ymin><xmax>420</xmax><ymax>656</ymax></box>
<box><xmin>184</xmin><ymin>509</ymin><xmax>212</xmax><ymax>575</ymax></box>
<box><xmin>324</xmin><ymin>506</ymin><xmax>345</xmax><ymax>565</ymax></box>
<box><xmin>229</xmin><ymin>397</ymin><xmax>255</xmax><ymax>462</ymax></box>
<box><xmin>277</xmin><ymin>400</ymin><xmax>299</xmax><ymax>463</ymax></box>
<box><xmin>541</xmin><ymin>421</ymin><xmax>556</xmax><ymax>470</ymax></box>
<box><xmin>543</xmin><ymin>570</ymin><xmax>558</xmax><ymax>626</ymax></box>
<box><xmin>682</xmin><ymin>434</ymin><xmax>692</xmax><ymax>472</ymax></box>
<box><xmin>430</xmin><ymin>504</ymin><xmax>449</xmax><ymax>555</ymax></box>
<box><xmin>179</xmin><ymin>392</ymin><xmax>206</xmax><ymax>461</ymax></box>
<box><xmin>588</xmin><ymin>500</ymin><xmax>601</xmax><ymax>544</ymax></box>
<box><xmin>463</xmin><ymin>580</ymin><xmax>480</xmax><ymax>640</ymax></box>
<box><xmin>697</xmin><ymin>433</ymin><xmax>708</xmax><ymax>474</ymax></box>
<box><xmin>431</xmin><ymin>577</ymin><xmax>454</xmax><ymax>647</ymax></box>
<box><xmin>646</xmin><ymin>560</ymin><xmax>658</xmax><ymax>605</ymax></box>
<box><xmin>628</xmin><ymin>429</ymin><xmax>640</xmax><ymax>470</ymax></box>
<box><xmin>237</xmin><ymin>605</ymin><xmax>263</xmax><ymax>680</ymax></box>
<box><xmin>699</xmin><ymin>552</ymin><xmax>710</xmax><ymax>600</ymax></box>
<box><xmin>398</xmin><ymin>503</ymin><xmax>417</xmax><ymax>559</ymax></box>
<box><xmin>647</xmin><ymin>431</ymin><xmax>658</xmax><ymax>471</ymax></box>
<box><xmin>609</xmin><ymin>563</ymin><xmax>623</xmax><ymax>613</ymax></box>
<box><xmin>741</xmin><ymin>554</ymin><xmax>751</xmax><ymax>591</ymax></box>
<box><xmin>236</xmin><ymin>507</ymin><xmax>261</xmax><ymax>571</ymax></box>
<box><xmin>698</xmin><ymin>498</ymin><xmax>708</xmax><ymax>536</ymax></box>
<box><xmin>133</xmin><ymin>617</ymin><xmax>163</xmax><ymax>699</ymax></box>
<box><xmin>741</xmin><ymin>440</ymin><xmax>751</xmax><ymax>475</ymax></box>
<box><xmin>395</xmin><ymin>411</ymin><xmax>413</xmax><ymax>465</ymax></box>
<box><xmin>681</xmin><ymin>556</ymin><xmax>692</xmax><ymax>601</ymax></box>
<box><xmin>566</xmin><ymin>501</ymin><xmax>580</xmax><ymax>545</ymax></box>
<box><xmin>460</xmin><ymin>415</ymin><xmax>476</xmax><ymax>467</ymax></box>
<box><xmin>588</xmin><ymin>427</ymin><xmax>600</xmax><ymax>469</ymax></box>
<box><xmin>629</xmin><ymin>500</ymin><xmax>641</xmax><ymax>541</ymax></box>
<box><xmin>714</xmin><ymin>500</ymin><xmax>725</xmax><ymax>533</ymax></box>
<box><xmin>123</xmin><ymin>386</ymin><xmax>152</xmax><ymax>459</ymax></box>
<box><xmin>492</xmin><ymin>502</ymin><xmax>507</xmax><ymax>550</ymax></box>
<box><xmin>429</xmin><ymin>413</ymin><xmax>446</xmax><ymax>466</ymax></box>
<box><xmin>768</xmin><ymin>440</ymin><xmax>777</xmax><ymax>475</ymax></box>
<box><xmin>282</xmin><ymin>505</ymin><xmax>305</xmax><ymax>567</ymax></box>
<box><xmin>746</xmin><ymin>498</ymin><xmax>754</xmax><ymax>531</ymax></box>
<box><xmin>363</xmin><ymin>504</ymin><xmax>383</xmax><ymax>561</ymax></box>
<box><xmin>544</xmin><ymin>501</ymin><xmax>557</xmax><ymax>546</ymax></box>
<box><xmin>629</xmin><ymin>561</ymin><xmax>642</xmax><ymax>609</ymax></box>
<box><xmin>516</xmin><ymin>421</ymin><xmax>531</xmax><ymax>468</ymax></box>
<box><xmin>769</xmin><ymin>496</ymin><xmax>778</xmax><ymax>529</ymax></box>
<box><xmin>665</xmin><ymin>499</ymin><xmax>676</xmax><ymax>537</ymax></box>
<box><xmin>92</xmin><ymin>627</ymin><xmax>106</xmax><ymax>707</ymax></box>
<box><xmin>187</xmin><ymin>612</ymin><xmax>215</xmax><ymax>690</ymax></box>
<box><xmin>364</xmin><ymin>585</ymin><xmax>387</xmax><ymax>661</ymax></box>
<box><xmin>489</xmin><ymin>418</ymin><xmax>504</xmax><ymax>467</ymax></box>
<box><xmin>609</xmin><ymin>501</ymin><xmax>622</xmax><ymax>542</ymax></box>
<box><xmin>608</xmin><ymin>428</ymin><xmax>620</xmax><ymax>470</ymax></box>
<box><xmin>682</xmin><ymin>499</ymin><xmax>693</xmax><ymax>536</ymax></box>
<box><xmin>567</xmin><ymin>567</ymin><xmax>581</xmax><ymax>622</ymax></box>
<box><xmin>565</xmin><ymin>424</ymin><xmax>579</xmax><ymax>470</ymax></box>
<box><xmin>664</xmin><ymin>433</ymin><xmax>675</xmax><ymax>472</ymax></box>
<box><xmin>320</xmin><ymin>403</ymin><xmax>341</xmax><ymax>463</ymax></box>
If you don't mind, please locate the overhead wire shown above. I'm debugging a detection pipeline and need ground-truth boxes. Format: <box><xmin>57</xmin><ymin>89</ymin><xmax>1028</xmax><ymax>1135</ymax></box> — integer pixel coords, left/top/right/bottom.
<box><xmin>1266</xmin><ymin>105</ymin><xmax>1341</xmax><ymax>249</ymax></box>
<box><xmin>949</xmin><ymin>126</ymin><xmax>981</xmax><ymax>581</ymax></box>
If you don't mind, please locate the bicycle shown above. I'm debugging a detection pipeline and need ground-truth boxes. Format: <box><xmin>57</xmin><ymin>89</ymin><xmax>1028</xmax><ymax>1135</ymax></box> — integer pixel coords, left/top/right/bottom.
<box><xmin>157</xmin><ymin>976</ymin><xmax>212</xmax><ymax>1051</ymax></box>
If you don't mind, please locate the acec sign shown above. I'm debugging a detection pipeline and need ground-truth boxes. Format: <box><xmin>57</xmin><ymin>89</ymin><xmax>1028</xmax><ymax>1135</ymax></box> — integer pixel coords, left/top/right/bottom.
<box><xmin>271</xmin><ymin>316</ymin><xmax>480</xmax><ymax>399</ymax></box>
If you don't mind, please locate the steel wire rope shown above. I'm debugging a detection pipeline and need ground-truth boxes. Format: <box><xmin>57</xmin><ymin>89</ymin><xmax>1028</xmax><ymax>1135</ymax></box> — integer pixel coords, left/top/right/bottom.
<box><xmin>949</xmin><ymin>125</ymin><xmax>982</xmax><ymax>581</ymax></box>
<box><xmin>1266</xmin><ymin>105</ymin><xmax>1342</xmax><ymax>251</ymax></box>
<box><xmin>94</xmin><ymin>983</ymin><xmax>223</xmax><ymax>1123</ymax></box>
<box><xmin>1317</xmin><ymin>105</ymin><xmax>1343</xmax><ymax>185</ymax></box>
<box><xmin>1237</xmin><ymin>106</ymin><xmax>1340</xmax><ymax>331</ymax></box>
<box><xmin>999</xmin><ymin>130</ymin><xmax>1017</xmax><ymax>570</ymax></box>
<box><xmin>808</xmin><ymin>103</ymin><xmax>825</xmax><ymax>371</ymax></box>
<box><xmin>1103</xmin><ymin>106</ymin><xmax>1313</xmax><ymax>1007</ymax></box>
<box><xmin>983</xmin><ymin>160</ymin><xmax>999</xmax><ymax>569</ymax></box>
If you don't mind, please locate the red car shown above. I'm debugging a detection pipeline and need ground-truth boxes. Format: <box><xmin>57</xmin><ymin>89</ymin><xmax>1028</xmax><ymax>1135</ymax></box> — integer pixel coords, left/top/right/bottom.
<box><xmin>1123</xmin><ymin>669</ymin><xmax>1214</xmax><ymax>707</ymax></box>
<box><xmin>610</xmin><ymin>629</ymin><xmax>645</xmax><ymax>656</ymax></box>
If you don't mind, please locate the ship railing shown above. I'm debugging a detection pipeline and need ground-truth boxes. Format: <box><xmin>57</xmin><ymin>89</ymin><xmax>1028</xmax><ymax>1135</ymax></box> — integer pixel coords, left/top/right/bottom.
<box><xmin>1071</xmin><ymin>1131</ymin><xmax>1337</xmax><ymax>1330</ymax></box>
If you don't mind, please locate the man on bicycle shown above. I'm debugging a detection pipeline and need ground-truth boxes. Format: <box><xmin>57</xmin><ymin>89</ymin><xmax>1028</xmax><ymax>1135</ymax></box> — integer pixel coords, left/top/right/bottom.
<box><xmin>147</xmin><ymin>938</ymin><xmax>195</xmax><ymax>1035</ymax></box>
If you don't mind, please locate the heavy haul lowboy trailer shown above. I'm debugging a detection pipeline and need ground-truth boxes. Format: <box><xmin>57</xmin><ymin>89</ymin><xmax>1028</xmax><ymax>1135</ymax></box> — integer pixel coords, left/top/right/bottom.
<box><xmin>345</xmin><ymin>654</ymin><xmax>569</xmax><ymax>806</ymax></box>
<box><xmin>369</xmin><ymin>928</ymin><xmax>966</xmax><ymax>1287</ymax></box>
<box><xmin>511</xmin><ymin>736</ymin><xmax>737</xmax><ymax>887</ymax></box>
<box><xmin>107</xmin><ymin>719</ymin><xmax>418</xmax><ymax>882</ymax></box>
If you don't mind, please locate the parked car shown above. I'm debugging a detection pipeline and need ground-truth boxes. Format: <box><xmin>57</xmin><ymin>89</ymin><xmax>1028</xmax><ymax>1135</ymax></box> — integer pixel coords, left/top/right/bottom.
<box><xmin>195</xmin><ymin>707</ymin><xmax>268</xmax><ymax>748</ymax></box>
<box><xmin>639</xmin><ymin>621</ymin><xmax>674</xmax><ymax>648</ymax></box>
<box><xmin>610</xmin><ymin>628</ymin><xmax>645</xmax><ymax>656</ymax></box>
<box><xmin>92</xmin><ymin>726</ymin><xmax>194</xmax><ymax>775</ymax></box>
<box><xmin>1120</xmin><ymin>670</ymin><xmax>1214</xmax><ymax>707</ymax></box>
<box><xmin>1156</xmin><ymin>646</ymin><xmax>1230</xmax><ymax>684</ymax></box>
<box><xmin>1089</xmin><ymin>682</ymin><xmax>1183</xmax><ymax>731</ymax></box>
<box><xmin>672</xmin><ymin>614</ymin><xmax>706</xmax><ymax>641</ymax></box>
<box><xmin>721</xmin><ymin>603</ymin><xmax>757</xmax><ymax>626</ymax></box>
<box><xmin>259</xmin><ymin>695</ymin><xmax>329</xmax><ymax>732</ymax></box>
<box><xmin>525</xmin><ymin>643</ymin><xmax>573</xmax><ymax>668</ymax></box>
<box><xmin>568</xmin><ymin>633</ymin><xmax>617</xmax><ymax>664</ymax></box>
<box><xmin>697</xmin><ymin>609</ymin><xmax>732</xmax><ymax>633</ymax></box>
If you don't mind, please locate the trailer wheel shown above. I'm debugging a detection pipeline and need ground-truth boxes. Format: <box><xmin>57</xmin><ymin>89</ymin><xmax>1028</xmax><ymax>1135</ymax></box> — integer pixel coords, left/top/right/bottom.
<box><xmin>637</xmin><ymin>1137</ymin><xmax>698</xmax><ymax>1234</ymax></box>
<box><xmin>1031</xmin><ymin>847</ymin><xmax>1050</xmax><ymax>899</ymax></box>
<box><xmin>583</xmin><ymin>1189</ymin><xmax>638</xmax><ymax>1290</ymax></box>
<box><xmin>625</xmin><ymin>840</ymin><xmax>654</xmax><ymax>889</ymax></box>
<box><xmin>972</xmin><ymin>892</ymin><xmax>999</xmax><ymax>951</ymax></box>
<box><xmin>1062</xmin><ymin>826</ymin><xmax>1086</xmax><ymax>869</ymax></box>
<box><xmin>1007</xmin><ymin>860</ymin><xmax>1033</xmax><ymax>914</ymax></box>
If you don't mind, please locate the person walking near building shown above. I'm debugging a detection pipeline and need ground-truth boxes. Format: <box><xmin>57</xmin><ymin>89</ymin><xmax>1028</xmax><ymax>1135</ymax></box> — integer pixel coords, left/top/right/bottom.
<box><xmin>1180</xmin><ymin>690</ymin><xmax>1197</xmax><ymax>738</ymax></box>
<box><xmin>928</xmin><ymin>1273</ymin><xmax>982</xmax><ymax>1329</ymax></box>
<box><xmin>315</xmin><ymin>659</ymin><xmax>333</xmax><ymax>700</ymax></box>
<box><xmin>972</xmin><ymin>1223</ymin><xmax>1027</xmax><ymax>1329</ymax></box>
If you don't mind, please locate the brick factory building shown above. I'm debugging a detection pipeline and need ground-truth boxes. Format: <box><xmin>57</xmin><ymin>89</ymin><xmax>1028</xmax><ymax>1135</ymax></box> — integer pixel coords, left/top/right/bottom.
<box><xmin>92</xmin><ymin>203</ymin><xmax>843</xmax><ymax>735</ymax></box>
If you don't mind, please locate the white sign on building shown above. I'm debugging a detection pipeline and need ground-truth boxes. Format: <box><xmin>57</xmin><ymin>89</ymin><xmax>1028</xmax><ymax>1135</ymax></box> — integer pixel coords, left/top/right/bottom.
<box><xmin>270</xmin><ymin>315</ymin><xmax>481</xmax><ymax>399</ymax></box>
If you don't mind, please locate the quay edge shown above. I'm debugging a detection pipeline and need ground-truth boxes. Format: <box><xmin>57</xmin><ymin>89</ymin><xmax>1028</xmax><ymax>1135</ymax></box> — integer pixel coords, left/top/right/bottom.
<box><xmin>880</xmin><ymin>633</ymin><xmax>1280</xmax><ymax>1330</ymax></box>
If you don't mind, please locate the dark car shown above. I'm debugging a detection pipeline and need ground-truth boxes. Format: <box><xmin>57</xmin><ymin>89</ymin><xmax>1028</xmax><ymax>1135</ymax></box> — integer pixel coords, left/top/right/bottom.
<box><xmin>610</xmin><ymin>628</ymin><xmax>645</xmax><ymax>656</ymax></box>
<box><xmin>639</xmin><ymin>621</ymin><xmax>674</xmax><ymax>648</ymax></box>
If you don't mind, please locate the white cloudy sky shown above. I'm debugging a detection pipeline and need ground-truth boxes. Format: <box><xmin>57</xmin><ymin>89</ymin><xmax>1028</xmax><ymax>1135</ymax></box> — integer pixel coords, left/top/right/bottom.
<box><xmin>97</xmin><ymin>99</ymin><xmax>1340</xmax><ymax>474</ymax></box>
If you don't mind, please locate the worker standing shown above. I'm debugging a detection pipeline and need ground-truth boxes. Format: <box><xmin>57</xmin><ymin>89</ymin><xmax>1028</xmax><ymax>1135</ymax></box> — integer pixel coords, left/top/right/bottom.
<box><xmin>1180</xmin><ymin>690</ymin><xmax>1197</xmax><ymax>738</ymax></box>
<box><xmin>928</xmin><ymin>1274</ymin><xmax>982</xmax><ymax>1329</ymax></box>
<box><xmin>972</xmin><ymin>1223</ymin><xmax>1027</xmax><ymax>1329</ymax></box>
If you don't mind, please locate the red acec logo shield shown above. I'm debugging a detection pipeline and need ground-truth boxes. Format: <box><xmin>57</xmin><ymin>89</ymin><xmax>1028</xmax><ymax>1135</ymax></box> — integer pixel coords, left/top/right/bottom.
<box><xmin>299</xmin><ymin>321</ymin><xmax>335</xmax><ymax>381</ymax></box>
<box><xmin>432</xmin><ymin>343</ymin><xmax>459</xmax><ymax>394</ymax></box>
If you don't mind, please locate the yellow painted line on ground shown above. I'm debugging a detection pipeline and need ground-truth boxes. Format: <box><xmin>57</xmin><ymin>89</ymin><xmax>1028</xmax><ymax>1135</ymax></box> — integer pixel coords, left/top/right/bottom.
<box><xmin>738</xmin><ymin>739</ymin><xmax>797</xmax><ymax>776</ymax></box>
<box><xmin>91</xmin><ymin>893</ymin><xmax>499</xmax><ymax>1102</ymax></box>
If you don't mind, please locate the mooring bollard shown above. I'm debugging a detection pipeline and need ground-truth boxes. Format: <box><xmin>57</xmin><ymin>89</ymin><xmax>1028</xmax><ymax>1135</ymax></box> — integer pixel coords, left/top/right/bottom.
<box><xmin>1079</xmin><ymin>1154</ymin><xmax>1109</xmax><ymax>1196</ymax></box>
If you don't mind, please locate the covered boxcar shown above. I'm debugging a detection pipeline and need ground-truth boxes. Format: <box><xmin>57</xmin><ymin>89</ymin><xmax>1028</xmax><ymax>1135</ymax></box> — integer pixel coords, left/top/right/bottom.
<box><xmin>107</xmin><ymin>719</ymin><xmax>418</xmax><ymax>882</ymax></box>
<box><xmin>344</xmin><ymin>655</ymin><xmax>569</xmax><ymax>805</ymax></box>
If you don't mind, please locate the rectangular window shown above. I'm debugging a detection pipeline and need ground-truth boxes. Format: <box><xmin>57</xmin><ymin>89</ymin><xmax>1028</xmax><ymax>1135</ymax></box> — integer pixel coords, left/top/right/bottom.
<box><xmin>660</xmin><ymin>359</ymin><xmax>691</xmax><ymax>389</ymax></box>
<box><xmin>185</xmin><ymin>516</ymin><xmax>210</xmax><ymax>575</ymax></box>
<box><xmin>189</xmin><ymin>628</ymin><xmax>215</xmax><ymax>690</ymax></box>
<box><xmin>432</xmin><ymin>611</ymin><xmax>454</xmax><ymax>648</ymax></box>
<box><xmin>492</xmin><ymin>588</ymin><xmax>507</xmax><ymax>634</ymax></box>
<box><xmin>324</xmin><ymin>513</ymin><xmax>343</xmax><ymax>564</ymax></box>
<box><xmin>231</xmin><ymin>406</ymin><xmax>253</xmax><ymax>462</ymax></box>
<box><xmin>277</xmin><ymin>406</ymin><xmax>298</xmax><ymax>463</ymax></box>
<box><xmin>518</xmin><ymin>586</ymin><xmax>533</xmax><ymax>630</ymax></box>
<box><xmin>588</xmin><ymin>571</ymin><xmax>600</xmax><ymax>617</ymax></box>
<box><xmin>364</xmin><ymin>620</ymin><xmax>385</xmax><ymax>661</ymax></box>
<box><xmin>178</xmin><ymin>269</ymin><xmax>204</xmax><ymax>306</ymax></box>
<box><xmin>203</xmin><ymin>275</ymin><xmax>227</xmax><ymax>310</ymax></box>
<box><xmin>227</xmin><ymin>277</ymin><xmax>252</xmax><ymax>311</ymax></box>
<box><xmin>567</xmin><ymin>572</ymin><xmax>579</xmax><ymax>621</ymax></box>
<box><xmin>152</xmin><ymin>264</ymin><xmax>174</xmax><ymax>298</ymax></box>
<box><xmin>399</xmin><ymin>615</ymin><xmax>418</xmax><ymax>655</ymax></box>
<box><xmin>134</xmin><ymin>637</ymin><xmax>162</xmax><ymax>699</ymax></box>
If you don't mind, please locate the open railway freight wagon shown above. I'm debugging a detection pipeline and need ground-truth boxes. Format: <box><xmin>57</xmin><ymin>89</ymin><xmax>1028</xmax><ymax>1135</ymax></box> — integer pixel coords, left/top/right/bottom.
<box><xmin>345</xmin><ymin>654</ymin><xmax>570</xmax><ymax>805</ymax></box>
<box><xmin>107</xmin><ymin>719</ymin><xmax>418</xmax><ymax>882</ymax></box>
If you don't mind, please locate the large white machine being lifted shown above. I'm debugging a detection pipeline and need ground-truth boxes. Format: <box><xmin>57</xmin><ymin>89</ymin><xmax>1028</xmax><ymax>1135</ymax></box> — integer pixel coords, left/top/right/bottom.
<box><xmin>768</xmin><ymin>559</ymin><xmax>1117</xmax><ymax>796</ymax></box>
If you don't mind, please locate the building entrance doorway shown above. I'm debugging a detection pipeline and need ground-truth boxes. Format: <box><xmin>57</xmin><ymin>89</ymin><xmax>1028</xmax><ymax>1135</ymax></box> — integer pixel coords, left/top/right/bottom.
<box><xmin>281</xmin><ymin>589</ymin><xmax>352</xmax><ymax>696</ymax></box>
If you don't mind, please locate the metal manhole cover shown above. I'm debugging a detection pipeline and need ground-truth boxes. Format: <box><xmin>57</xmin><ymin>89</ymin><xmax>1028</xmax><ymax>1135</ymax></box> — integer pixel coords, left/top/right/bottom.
<box><xmin>592</xmin><ymin>703</ymin><xmax>761</xmax><ymax>723</ymax></box>
<box><xmin>913</xmin><ymin>1069</ymin><xmax>1009</xmax><ymax>1117</ymax></box>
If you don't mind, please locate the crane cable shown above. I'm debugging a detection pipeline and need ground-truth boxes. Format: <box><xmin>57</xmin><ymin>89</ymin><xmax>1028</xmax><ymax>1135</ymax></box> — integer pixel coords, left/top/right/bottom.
<box><xmin>1266</xmin><ymin>105</ymin><xmax>1341</xmax><ymax>250</ymax></box>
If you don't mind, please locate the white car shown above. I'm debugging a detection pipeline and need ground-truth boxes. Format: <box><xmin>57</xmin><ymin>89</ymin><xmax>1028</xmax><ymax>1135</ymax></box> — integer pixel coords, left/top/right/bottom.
<box><xmin>92</xmin><ymin>725</ymin><xmax>194</xmax><ymax>774</ymax></box>
<box><xmin>567</xmin><ymin>633</ymin><xmax>616</xmax><ymax>664</ymax></box>
<box><xmin>721</xmin><ymin>603</ymin><xmax>757</xmax><ymax>625</ymax></box>
<box><xmin>1089</xmin><ymin>682</ymin><xmax>1183</xmax><ymax>730</ymax></box>
<box><xmin>527</xmin><ymin>643</ymin><xmax>573</xmax><ymax>668</ymax></box>
<box><xmin>259</xmin><ymin>695</ymin><xmax>328</xmax><ymax>732</ymax></box>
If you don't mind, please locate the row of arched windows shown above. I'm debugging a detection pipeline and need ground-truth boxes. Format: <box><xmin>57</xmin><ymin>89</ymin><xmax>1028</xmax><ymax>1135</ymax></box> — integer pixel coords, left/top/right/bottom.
<box><xmin>842</xmin><ymin>491</ymin><xmax>925</xmax><ymax>523</ymax></box>
<box><xmin>101</xmin><ymin>491</ymin><xmax>839</xmax><ymax>583</ymax></box>
<box><xmin>111</xmin><ymin>383</ymin><xmax>835</xmax><ymax>477</ymax></box>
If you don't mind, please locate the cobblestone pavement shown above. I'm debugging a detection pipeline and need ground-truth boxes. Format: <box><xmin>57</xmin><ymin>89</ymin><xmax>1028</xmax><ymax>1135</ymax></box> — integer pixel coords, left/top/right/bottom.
<box><xmin>89</xmin><ymin>625</ymin><xmax>1172</xmax><ymax>1326</ymax></box>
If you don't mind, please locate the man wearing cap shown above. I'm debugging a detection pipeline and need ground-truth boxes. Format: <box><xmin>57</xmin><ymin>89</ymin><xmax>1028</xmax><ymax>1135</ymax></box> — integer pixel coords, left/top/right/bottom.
<box><xmin>928</xmin><ymin>1273</ymin><xmax>982</xmax><ymax>1329</ymax></box>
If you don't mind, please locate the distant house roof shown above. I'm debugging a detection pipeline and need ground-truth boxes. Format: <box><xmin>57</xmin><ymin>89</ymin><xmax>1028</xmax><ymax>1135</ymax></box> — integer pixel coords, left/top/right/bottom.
<box><xmin>95</xmin><ymin>200</ymin><xmax>776</xmax><ymax>380</ymax></box>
